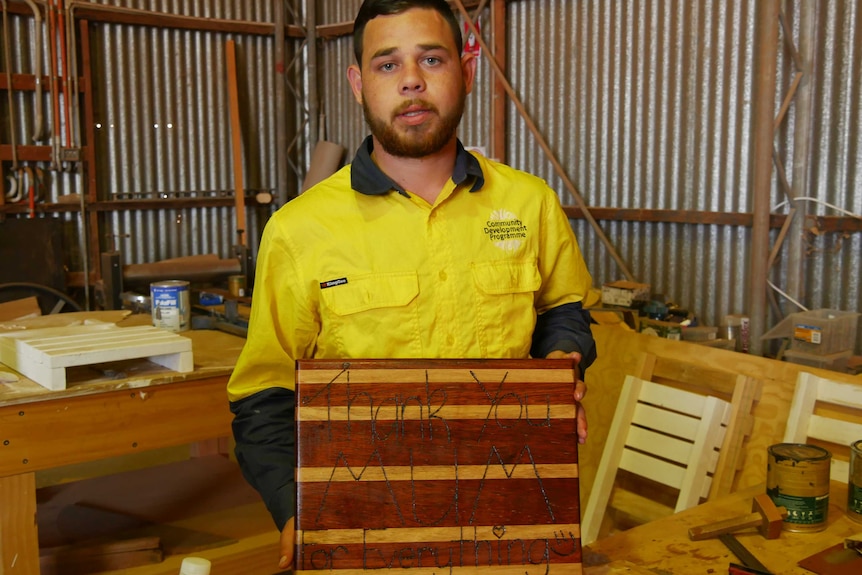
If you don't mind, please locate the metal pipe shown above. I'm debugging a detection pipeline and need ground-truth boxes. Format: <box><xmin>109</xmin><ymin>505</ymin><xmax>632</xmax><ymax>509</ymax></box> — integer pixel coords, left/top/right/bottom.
<box><xmin>57</xmin><ymin>0</ymin><xmax>71</xmax><ymax>151</ymax></box>
<box><xmin>21</xmin><ymin>0</ymin><xmax>45</xmax><ymax>142</ymax></box>
<box><xmin>786</xmin><ymin>2</ymin><xmax>818</xmax><ymax>313</ymax></box>
<box><xmin>306</xmin><ymin>0</ymin><xmax>319</xmax><ymax>150</ymax></box>
<box><xmin>47</xmin><ymin>0</ymin><xmax>60</xmax><ymax>168</ymax></box>
<box><xmin>275</xmin><ymin>0</ymin><xmax>287</xmax><ymax>206</ymax></box>
<box><xmin>749</xmin><ymin>0</ymin><xmax>780</xmax><ymax>356</ymax></box>
<box><xmin>1</xmin><ymin>0</ymin><xmax>18</xmax><ymax>168</ymax></box>
<box><xmin>451</xmin><ymin>0</ymin><xmax>635</xmax><ymax>282</ymax></box>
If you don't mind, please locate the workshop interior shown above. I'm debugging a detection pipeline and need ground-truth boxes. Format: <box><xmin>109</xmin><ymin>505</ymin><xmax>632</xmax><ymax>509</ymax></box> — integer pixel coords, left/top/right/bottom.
<box><xmin>2</xmin><ymin>1</ymin><xmax>862</xmax><ymax>575</ymax></box>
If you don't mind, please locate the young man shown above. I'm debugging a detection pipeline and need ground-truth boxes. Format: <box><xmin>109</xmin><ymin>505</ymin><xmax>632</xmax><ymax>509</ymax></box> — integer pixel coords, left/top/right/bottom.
<box><xmin>227</xmin><ymin>0</ymin><xmax>596</xmax><ymax>569</ymax></box>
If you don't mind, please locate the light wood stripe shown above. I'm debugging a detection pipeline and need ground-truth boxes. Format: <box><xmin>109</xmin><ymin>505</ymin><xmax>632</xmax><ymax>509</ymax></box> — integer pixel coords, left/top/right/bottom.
<box><xmin>297</xmin><ymin>463</ymin><xmax>579</xmax><ymax>482</ymax></box>
<box><xmin>297</xmin><ymin>524</ymin><xmax>582</xmax><ymax>544</ymax></box>
<box><xmin>298</xmin><ymin>368</ymin><xmax>575</xmax><ymax>385</ymax></box>
<box><xmin>296</xmin><ymin>405</ymin><xmax>576</xmax><ymax>421</ymax></box>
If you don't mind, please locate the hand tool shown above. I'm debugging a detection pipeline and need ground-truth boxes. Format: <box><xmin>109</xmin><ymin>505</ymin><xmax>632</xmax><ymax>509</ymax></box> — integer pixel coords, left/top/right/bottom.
<box><xmin>720</xmin><ymin>533</ymin><xmax>773</xmax><ymax>574</ymax></box>
<box><xmin>688</xmin><ymin>493</ymin><xmax>787</xmax><ymax>541</ymax></box>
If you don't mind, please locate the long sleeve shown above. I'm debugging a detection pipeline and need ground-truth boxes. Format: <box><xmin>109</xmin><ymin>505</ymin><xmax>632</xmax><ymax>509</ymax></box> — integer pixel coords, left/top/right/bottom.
<box><xmin>229</xmin><ymin>387</ymin><xmax>296</xmax><ymax>530</ymax></box>
<box><xmin>531</xmin><ymin>301</ymin><xmax>596</xmax><ymax>372</ymax></box>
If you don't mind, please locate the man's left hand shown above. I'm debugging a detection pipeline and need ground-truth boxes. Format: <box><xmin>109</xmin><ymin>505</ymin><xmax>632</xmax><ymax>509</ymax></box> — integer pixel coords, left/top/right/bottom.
<box><xmin>545</xmin><ymin>350</ymin><xmax>588</xmax><ymax>444</ymax></box>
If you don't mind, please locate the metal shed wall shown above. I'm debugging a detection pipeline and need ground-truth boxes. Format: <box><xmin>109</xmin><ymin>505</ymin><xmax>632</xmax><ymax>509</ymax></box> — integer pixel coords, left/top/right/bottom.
<box><xmin>2</xmin><ymin>0</ymin><xmax>860</xmax><ymax>351</ymax></box>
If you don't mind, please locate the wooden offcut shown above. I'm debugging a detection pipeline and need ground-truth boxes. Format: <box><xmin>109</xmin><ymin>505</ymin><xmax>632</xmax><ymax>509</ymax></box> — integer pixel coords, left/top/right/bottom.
<box><xmin>295</xmin><ymin>359</ymin><xmax>583</xmax><ymax>574</ymax></box>
<box><xmin>0</xmin><ymin>324</ymin><xmax>193</xmax><ymax>391</ymax></box>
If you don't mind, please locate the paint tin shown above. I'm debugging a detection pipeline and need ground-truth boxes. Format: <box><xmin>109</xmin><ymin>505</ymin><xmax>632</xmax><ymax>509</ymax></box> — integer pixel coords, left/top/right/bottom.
<box><xmin>228</xmin><ymin>274</ymin><xmax>246</xmax><ymax>297</ymax></box>
<box><xmin>151</xmin><ymin>280</ymin><xmax>191</xmax><ymax>332</ymax></box>
<box><xmin>848</xmin><ymin>439</ymin><xmax>862</xmax><ymax>523</ymax></box>
<box><xmin>766</xmin><ymin>443</ymin><xmax>831</xmax><ymax>532</ymax></box>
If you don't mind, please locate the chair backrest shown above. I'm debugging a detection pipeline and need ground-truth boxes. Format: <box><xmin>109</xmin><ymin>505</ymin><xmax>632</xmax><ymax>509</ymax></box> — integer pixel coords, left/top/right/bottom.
<box><xmin>637</xmin><ymin>352</ymin><xmax>762</xmax><ymax>498</ymax></box>
<box><xmin>581</xmin><ymin>375</ymin><xmax>731</xmax><ymax>545</ymax></box>
<box><xmin>783</xmin><ymin>371</ymin><xmax>862</xmax><ymax>482</ymax></box>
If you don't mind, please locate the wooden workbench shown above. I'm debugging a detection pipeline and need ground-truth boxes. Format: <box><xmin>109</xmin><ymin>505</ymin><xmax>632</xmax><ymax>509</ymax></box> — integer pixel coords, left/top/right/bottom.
<box><xmin>0</xmin><ymin>312</ymin><xmax>281</xmax><ymax>575</ymax></box>
<box><xmin>585</xmin><ymin>480</ymin><xmax>862</xmax><ymax>574</ymax></box>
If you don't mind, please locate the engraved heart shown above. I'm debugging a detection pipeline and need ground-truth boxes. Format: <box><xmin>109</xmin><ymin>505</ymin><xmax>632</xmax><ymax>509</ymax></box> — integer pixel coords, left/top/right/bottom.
<box><xmin>492</xmin><ymin>525</ymin><xmax>506</xmax><ymax>539</ymax></box>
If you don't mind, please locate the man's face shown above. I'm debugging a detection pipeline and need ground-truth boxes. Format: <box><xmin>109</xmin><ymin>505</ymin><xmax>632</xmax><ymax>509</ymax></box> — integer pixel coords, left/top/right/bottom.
<box><xmin>347</xmin><ymin>8</ymin><xmax>476</xmax><ymax>158</ymax></box>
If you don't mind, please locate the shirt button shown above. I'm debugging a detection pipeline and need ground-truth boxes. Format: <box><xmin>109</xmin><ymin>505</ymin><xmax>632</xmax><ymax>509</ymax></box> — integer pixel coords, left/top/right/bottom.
<box><xmin>439</xmin><ymin>271</ymin><xmax>447</xmax><ymax>281</ymax></box>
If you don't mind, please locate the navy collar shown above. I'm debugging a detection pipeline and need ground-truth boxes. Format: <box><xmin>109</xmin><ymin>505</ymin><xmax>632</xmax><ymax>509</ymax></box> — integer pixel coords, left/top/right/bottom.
<box><xmin>350</xmin><ymin>136</ymin><xmax>485</xmax><ymax>196</ymax></box>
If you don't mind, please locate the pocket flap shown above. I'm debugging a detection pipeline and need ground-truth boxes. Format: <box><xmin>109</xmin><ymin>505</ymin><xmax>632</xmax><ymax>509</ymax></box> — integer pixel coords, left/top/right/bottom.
<box><xmin>472</xmin><ymin>260</ymin><xmax>541</xmax><ymax>295</ymax></box>
<box><xmin>320</xmin><ymin>272</ymin><xmax>419</xmax><ymax>315</ymax></box>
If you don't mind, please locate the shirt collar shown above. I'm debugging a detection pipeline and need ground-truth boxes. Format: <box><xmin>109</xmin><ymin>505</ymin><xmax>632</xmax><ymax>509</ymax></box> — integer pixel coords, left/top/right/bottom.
<box><xmin>350</xmin><ymin>136</ymin><xmax>486</xmax><ymax>196</ymax></box>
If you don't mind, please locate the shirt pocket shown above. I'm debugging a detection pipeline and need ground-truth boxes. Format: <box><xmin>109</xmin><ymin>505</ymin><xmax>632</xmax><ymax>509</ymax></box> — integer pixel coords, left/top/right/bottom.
<box><xmin>318</xmin><ymin>272</ymin><xmax>420</xmax><ymax>356</ymax></box>
<box><xmin>471</xmin><ymin>260</ymin><xmax>542</xmax><ymax>356</ymax></box>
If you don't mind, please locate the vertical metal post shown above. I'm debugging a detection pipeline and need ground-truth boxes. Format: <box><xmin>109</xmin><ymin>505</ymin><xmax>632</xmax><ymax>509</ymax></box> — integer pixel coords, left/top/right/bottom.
<box><xmin>749</xmin><ymin>0</ymin><xmax>780</xmax><ymax>356</ymax></box>
<box><xmin>786</xmin><ymin>3</ymin><xmax>818</xmax><ymax>311</ymax></box>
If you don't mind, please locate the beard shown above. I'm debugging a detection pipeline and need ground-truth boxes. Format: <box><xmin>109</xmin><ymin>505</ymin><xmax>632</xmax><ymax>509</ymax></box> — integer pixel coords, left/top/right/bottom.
<box><xmin>362</xmin><ymin>91</ymin><xmax>466</xmax><ymax>159</ymax></box>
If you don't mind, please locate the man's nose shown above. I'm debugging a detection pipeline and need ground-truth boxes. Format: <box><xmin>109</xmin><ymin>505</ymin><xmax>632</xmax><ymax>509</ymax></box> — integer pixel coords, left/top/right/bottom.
<box><xmin>400</xmin><ymin>63</ymin><xmax>426</xmax><ymax>93</ymax></box>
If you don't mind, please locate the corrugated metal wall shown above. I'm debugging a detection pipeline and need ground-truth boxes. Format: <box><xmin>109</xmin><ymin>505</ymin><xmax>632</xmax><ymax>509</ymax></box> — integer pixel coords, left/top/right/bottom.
<box><xmin>2</xmin><ymin>0</ymin><xmax>861</xmax><ymax>351</ymax></box>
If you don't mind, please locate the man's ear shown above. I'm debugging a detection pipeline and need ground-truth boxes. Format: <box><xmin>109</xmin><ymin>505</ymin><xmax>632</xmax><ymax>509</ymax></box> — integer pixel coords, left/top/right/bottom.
<box><xmin>347</xmin><ymin>64</ymin><xmax>363</xmax><ymax>104</ymax></box>
<box><xmin>461</xmin><ymin>53</ymin><xmax>477</xmax><ymax>95</ymax></box>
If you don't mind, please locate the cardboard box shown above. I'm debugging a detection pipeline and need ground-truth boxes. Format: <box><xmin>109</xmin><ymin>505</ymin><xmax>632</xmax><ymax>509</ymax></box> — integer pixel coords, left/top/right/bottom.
<box><xmin>602</xmin><ymin>281</ymin><xmax>650</xmax><ymax>308</ymax></box>
<box><xmin>639</xmin><ymin>317</ymin><xmax>682</xmax><ymax>340</ymax></box>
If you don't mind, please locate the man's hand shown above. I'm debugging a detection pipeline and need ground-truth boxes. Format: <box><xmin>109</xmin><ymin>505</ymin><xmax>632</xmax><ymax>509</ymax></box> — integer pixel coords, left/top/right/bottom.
<box><xmin>279</xmin><ymin>516</ymin><xmax>295</xmax><ymax>571</ymax></box>
<box><xmin>545</xmin><ymin>350</ymin><xmax>588</xmax><ymax>444</ymax></box>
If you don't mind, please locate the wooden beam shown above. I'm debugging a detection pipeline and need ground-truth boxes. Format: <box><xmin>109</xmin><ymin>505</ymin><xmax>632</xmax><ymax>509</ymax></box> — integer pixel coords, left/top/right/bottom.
<box><xmin>0</xmin><ymin>472</ymin><xmax>40</xmax><ymax>575</ymax></box>
<box><xmin>225</xmin><ymin>39</ymin><xmax>247</xmax><ymax>247</ymax></box>
<box><xmin>69</xmin><ymin>4</ymin><xmax>304</xmax><ymax>38</ymax></box>
<box><xmin>561</xmin><ymin>207</ymin><xmax>862</xmax><ymax>233</ymax></box>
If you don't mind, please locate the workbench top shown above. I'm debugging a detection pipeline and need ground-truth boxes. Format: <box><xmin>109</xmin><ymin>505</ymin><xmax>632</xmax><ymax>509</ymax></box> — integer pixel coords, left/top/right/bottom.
<box><xmin>585</xmin><ymin>480</ymin><xmax>862</xmax><ymax>574</ymax></box>
<box><xmin>0</xmin><ymin>310</ymin><xmax>245</xmax><ymax>405</ymax></box>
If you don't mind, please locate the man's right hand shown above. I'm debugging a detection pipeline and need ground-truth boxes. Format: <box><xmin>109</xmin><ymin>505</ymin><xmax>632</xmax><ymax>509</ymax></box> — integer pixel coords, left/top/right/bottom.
<box><xmin>279</xmin><ymin>516</ymin><xmax>295</xmax><ymax>571</ymax></box>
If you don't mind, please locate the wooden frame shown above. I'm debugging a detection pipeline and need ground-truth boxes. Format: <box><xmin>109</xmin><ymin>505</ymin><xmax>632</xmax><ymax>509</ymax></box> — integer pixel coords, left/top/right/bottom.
<box><xmin>580</xmin><ymin>376</ymin><xmax>731</xmax><ymax>545</ymax></box>
<box><xmin>580</xmin><ymin>351</ymin><xmax>762</xmax><ymax>545</ymax></box>
<box><xmin>294</xmin><ymin>359</ymin><xmax>583</xmax><ymax>574</ymax></box>
<box><xmin>783</xmin><ymin>371</ymin><xmax>862</xmax><ymax>482</ymax></box>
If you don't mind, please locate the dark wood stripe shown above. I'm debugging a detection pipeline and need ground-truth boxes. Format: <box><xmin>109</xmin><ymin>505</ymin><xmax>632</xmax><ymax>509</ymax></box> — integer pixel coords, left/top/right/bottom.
<box><xmin>297</xmin><ymin>478</ymin><xmax>580</xmax><ymax>530</ymax></box>
<box><xmin>295</xmin><ymin>536</ymin><xmax>582</xmax><ymax>571</ymax></box>
<box><xmin>297</xmin><ymin>419</ymin><xmax>577</xmax><ymax>468</ymax></box>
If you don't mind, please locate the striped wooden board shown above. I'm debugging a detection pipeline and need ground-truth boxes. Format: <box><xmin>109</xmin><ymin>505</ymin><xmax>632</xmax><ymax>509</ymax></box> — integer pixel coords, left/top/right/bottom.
<box><xmin>295</xmin><ymin>359</ymin><xmax>583</xmax><ymax>574</ymax></box>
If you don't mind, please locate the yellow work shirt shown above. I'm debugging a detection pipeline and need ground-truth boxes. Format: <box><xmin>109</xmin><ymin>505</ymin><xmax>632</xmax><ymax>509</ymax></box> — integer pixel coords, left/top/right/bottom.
<box><xmin>228</xmin><ymin>146</ymin><xmax>591</xmax><ymax>402</ymax></box>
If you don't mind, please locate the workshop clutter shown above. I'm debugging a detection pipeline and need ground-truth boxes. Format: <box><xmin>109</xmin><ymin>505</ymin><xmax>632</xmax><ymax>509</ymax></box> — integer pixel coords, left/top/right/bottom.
<box><xmin>762</xmin><ymin>309</ymin><xmax>860</xmax><ymax>372</ymax></box>
<box><xmin>598</xmin><ymin>279</ymin><xmax>732</xmax><ymax>347</ymax></box>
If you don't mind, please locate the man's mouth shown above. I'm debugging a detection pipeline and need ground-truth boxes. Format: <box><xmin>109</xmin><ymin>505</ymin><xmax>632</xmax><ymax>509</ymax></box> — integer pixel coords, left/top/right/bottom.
<box><xmin>396</xmin><ymin>103</ymin><xmax>434</xmax><ymax>124</ymax></box>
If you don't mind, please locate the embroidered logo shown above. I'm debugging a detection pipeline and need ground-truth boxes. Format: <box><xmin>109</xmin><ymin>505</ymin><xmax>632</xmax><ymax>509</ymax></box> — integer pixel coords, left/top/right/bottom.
<box><xmin>483</xmin><ymin>209</ymin><xmax>527</xmax><ymax>251</ymax></box>
<box><xmin>320</xmin><ymin>278</ymin><xmax>348</xmax><ymax>289</ymax></box>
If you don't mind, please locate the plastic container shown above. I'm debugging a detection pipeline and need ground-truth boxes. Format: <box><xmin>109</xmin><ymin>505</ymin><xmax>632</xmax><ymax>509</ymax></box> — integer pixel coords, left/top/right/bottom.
<box><xmin>789</xmin><ymin>309</ymin><xmax>859</xmax><ymax>355</ymax></box>
<box><xmin>179</xmin><ymin>557</ymin><xmax>211</xmax><ymax>575</ymax></box>
<box><xmin>782</xmin><ymin>348</ymin><xmax>852</xmax><ymax>372</ymax></box>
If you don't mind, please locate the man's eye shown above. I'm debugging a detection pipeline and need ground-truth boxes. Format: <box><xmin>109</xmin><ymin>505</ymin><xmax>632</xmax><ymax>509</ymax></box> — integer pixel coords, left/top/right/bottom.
<box><xmin>424</xmin><ymin>57</ymin><xmax>441</xmax><ymax>66</ymax></box>
<box><xmin>380</xmin><ymin>62</ymin><xmax>396</xmax><ymax>72</ymax></box>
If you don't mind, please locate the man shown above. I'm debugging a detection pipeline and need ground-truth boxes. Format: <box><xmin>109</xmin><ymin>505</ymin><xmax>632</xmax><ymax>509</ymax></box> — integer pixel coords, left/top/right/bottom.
<box><xmin>227</xmin><ymin>0</ymin><xmax>596</xmax><ymax>570</ymax></box>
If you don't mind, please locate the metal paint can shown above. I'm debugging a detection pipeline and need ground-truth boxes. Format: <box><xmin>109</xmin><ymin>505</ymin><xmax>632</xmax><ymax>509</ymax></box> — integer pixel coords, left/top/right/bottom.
<box><xmin>151</xmin><ymin>280</ymin><xmax>191</xmax><ymax>332</ymax></box>
<box><xmin>848</xmin><ymin>440</ymin><xmax>862</xmax><ymax>523</ymax></box>
<box><xmin>228</xmin><ymin>274</ymin><xmax>246</xmax><ymax>297</ymax></box>
<box><xmin>767</xmin><ymin>443</ymin><xmax>831</xmax><ymax>532</ymax></box>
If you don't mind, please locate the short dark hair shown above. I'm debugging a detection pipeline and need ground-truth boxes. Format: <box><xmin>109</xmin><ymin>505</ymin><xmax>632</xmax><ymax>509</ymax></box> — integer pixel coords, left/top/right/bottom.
<box><xmin>353</xmin><ymin>0</ymin><xmax>463</xmax><ymax>64</ymax></box>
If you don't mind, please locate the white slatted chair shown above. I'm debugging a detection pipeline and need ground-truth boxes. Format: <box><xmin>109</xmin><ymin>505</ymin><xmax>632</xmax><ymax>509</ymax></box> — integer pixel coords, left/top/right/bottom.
<box><xmin>783</xmin><ymin>371</ymin><xmax>862</xmax><ymax>482</ymax></box>
<box><xmin>581</xmin><ymin>375</ymin><xmax>731</xmax><ymax>545</ymax></box>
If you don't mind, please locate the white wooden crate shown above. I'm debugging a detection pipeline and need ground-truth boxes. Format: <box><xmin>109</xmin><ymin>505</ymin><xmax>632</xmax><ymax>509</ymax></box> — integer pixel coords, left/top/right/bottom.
<box><xmin>0</xmin><ymin>324</ymin><xmax>193</xmax><ymax>391</ymax></box>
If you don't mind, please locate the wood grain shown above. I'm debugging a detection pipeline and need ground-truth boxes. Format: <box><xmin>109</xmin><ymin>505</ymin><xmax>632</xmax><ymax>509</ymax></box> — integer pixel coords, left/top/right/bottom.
<box><xmin>0</xmin><ymin>472</ymin><xmax>40</xmax><ymax>574</ymax></box>
<box><xmin>295</xmin><ymin>359</ymin><xmax>583</xmax><ymax>574</ymax></box>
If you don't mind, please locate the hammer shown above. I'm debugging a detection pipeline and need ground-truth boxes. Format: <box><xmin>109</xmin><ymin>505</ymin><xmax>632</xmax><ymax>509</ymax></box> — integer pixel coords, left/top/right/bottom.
<box><xmin>688</xmin><ymin>493</ymin><xmax>787</xmax><ymax>541</ymax></box>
